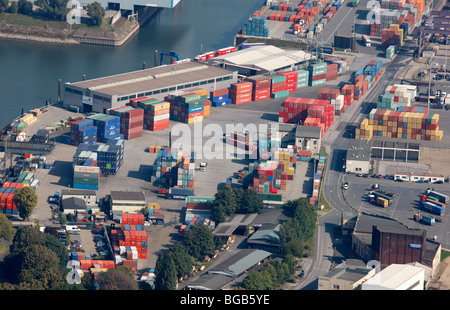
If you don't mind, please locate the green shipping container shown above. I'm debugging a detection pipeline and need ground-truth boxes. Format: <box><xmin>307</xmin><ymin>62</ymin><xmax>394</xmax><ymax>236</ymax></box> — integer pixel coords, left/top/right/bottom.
<box><xmin>310</xmin><ymin>68</ymin><xmax>327</xmax><ymax>76</ymax></box>
<box><xmin>310</xmin><ymin>62</ymin><xmax>327</xmax><ymax>71</ymax></box>
<box><xmin>73</xmin><ymin>178</ymin><xmax>99</xmax><ymax>185</ymax></box>
<box><xmin>309</xmin><ymin>79</ymin><xmax>327</xmax><ymax>86</ymax></box>
<box><xmin>270</xmin><ymin>90</ymin><xmax>289</xmax><ymax>98</ymax></box>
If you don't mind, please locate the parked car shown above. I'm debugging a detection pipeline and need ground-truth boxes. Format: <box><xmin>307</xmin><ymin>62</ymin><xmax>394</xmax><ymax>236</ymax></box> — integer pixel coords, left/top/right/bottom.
<box><xmin>96</xmin><ymin>241</ymin><xmax>105</xmax><ymax>247</ymax></box>
<box><xmin>48</xmin><ymin>197</ymin><xmax>59</xmax><ymax>203</ymax></box>
<box><xmin>434</xmin><ymin>180</ymin><xmax>444</xmax><ymax>184</ymax></box>
<box><xmin>99</xmin><ymin>251</ymin><xmax>108</xmax><ymax>256</ymax></box>
<box><xmin>343</xmin><ymin>182</ymin><xmax>349</xmax><ymax>190</ymax></box>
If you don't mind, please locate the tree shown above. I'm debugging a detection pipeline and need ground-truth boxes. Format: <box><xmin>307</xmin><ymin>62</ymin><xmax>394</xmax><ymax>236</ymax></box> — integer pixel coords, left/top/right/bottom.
<box><xmin>34</xmin><ymin>0</ymin><xmax>69</xmax><ymax>20</ymax></box>
<box><xmin>8</xmin><ymin>1</ymin><xmax>18</xmax><ymax>13</ymax></box>
<box><xmin>182</xmin><ymin>224</ymin><xmax>215</xmax><ymax>261</ymax></box>
<box><xmin>18</xmin><ymin>0</ymin><xmax>32</xmax><ymax>15</ymax></box>
<box><xmin>0</xmin><ymin>213</ymin><xmax>15</xmax><ymax>241</ymax></box>
<box><xmin>0</xmin><ymin>0</ymin><xmax>8</xmax><ymax>13</ymax></box>
<box><xmin>168</xmin><ymin>243</ymin><xmax>195</xmax><ymax>280</ymax></box>
<box><xmin>155</xmin><ymin>252</ymin><xmax>178</xmax><ymax>290</ymax></box>
<box><xmin>13</xmin><ymin>187</ymin><xmax>38</xmax><ymax>221</ymax></box>
<box><xmin>97</xmin><ymin>266</ymin><xmax>138</xmax><ymax>290</ymax></box>
<box><xmin>87</xmin><ymin>1</ymin><xmax>105</xmax><ymax>27</ymax></box>
<box><xmin>211</xmin><ymin>186</ymin><xmax>238</xmax><ymax>223</ymax></box>
<box><xmin>237</xmin><ymin>188</ymin><xmax>263</xmax><ymax>213</ymax></box>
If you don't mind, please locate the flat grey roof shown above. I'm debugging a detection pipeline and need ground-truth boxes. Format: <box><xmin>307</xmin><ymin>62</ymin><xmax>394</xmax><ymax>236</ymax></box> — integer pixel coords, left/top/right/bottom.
<box><xmin>295</xmin><ymin>125</ymin><xmax>322</xmax><ymax>139</ymax></box>
<box><xmin>61</xmin><ymin>189</ymin><xmax>96</xmax><ymax>196</ymax></box>
<box><xmin>213</xmin><ymin>213</ymin><xmax>258</xmax><ymax>237</ymax></box>
<box><xmin>110</xmin><ymin>191</ymin><xmax>145</xmax><ymax>201</ymax></box>
<box><xmin>66</xmin><ymin>61</ymin><xmax>235</xmax><ymax>97</ymax></box>
<box><xmin>347</xmin><ymin>139</ymin><xmax>372</xmax><ymax>161</ymax></box>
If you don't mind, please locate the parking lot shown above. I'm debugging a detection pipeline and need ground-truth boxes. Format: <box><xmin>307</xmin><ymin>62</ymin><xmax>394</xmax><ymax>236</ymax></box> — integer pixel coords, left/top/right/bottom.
<box><xmin>343</xmin><ymin>174</ymin><xmax>450</xmax><ymax>247</ymax></box>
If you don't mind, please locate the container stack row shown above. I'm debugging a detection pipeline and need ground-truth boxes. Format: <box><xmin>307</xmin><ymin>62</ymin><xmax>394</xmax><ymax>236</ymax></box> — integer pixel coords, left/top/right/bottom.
<box><xmin>310</xmin><ymin>154</ymin><xmax>325</xmax><ymax>206</ymax></box>
<box><xmin>355</xmin><ymin>107</ymin><xmax>443</xmax><ymax>141</ymax></box>
<box><xmin>381</xmin><ymin>24</ymin><xmax>404</xmax><ymax>48</ymax></box>
<box><xmin>245</xmin><ymin>75</ymin><xmax>271</xmax><ymax>101</ymax></box>
<box><xmin>0</xmin><ymin>185</ymin><xmax>18</xmax><ymax>215</ymax></box>
<box><xmin>68</xmin><ymin>118</ymin><xmax>97</xmax><ymax>146</ymax></box>
<box><xmin>308</xmin><ymin>62</ymin><xmax>328</xmax><ymax>86</ymax></box>
<box><xmin>229</xmin><ymin>81</ymin><xmax>253</xmax><ymax>105</ymax></box>
<box><xmin>73</xmin><ymin>165</ymin><xmax>101</xmax><ymax>190</ymax></box>
<box><xmin>151</xmin><ymin>147</ymin><xmax>196</xmax><ymax>190</ymax></box>
<box><xmin>210</xmin><ymin>88</ymin><xmax>231</xmax><ymax>107</ymax></box>
<box><xmin>225</xmin><ymin>131</ymin><xmax>258</xmax><ymax>158</ymax></box>
<box><xmin>166</xmin><ymin>89</ymin><xmax>207</xmax><ymax>124</ymax></box>
<box><xmin>108</xmin><ymin>105</ymin><xmax>144</xmax><ymax>139</ymax></box>
<box><xmin>241</xmin><ymin>16</ymin><xmax>269</xmax><ymax>37</ymax></box>
<box><xmin>128</xmin><ymin>97</ymin><xmax>170</xmax><ymax>131</ymax></box>
<box><xmin>87</xmin><ymin>114</ymin><xmax>122</xmax><ymax>143</ymax></box>
<box><xmin>377</xmin><ymin>85</ymin><xmax>413</xmax><ymax>110</ymax></box>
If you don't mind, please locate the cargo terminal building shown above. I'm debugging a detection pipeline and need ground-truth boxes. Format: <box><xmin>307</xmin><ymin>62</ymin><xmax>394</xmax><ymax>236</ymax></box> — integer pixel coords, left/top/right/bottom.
<box><xmin>63</xmin><ymin>62</ymin><xmax>238</xmax><ymax>113</ymax></box>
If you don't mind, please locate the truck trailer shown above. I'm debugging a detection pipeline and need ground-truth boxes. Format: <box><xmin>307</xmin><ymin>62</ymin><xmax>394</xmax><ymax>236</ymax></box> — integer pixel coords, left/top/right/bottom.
<box><xmin>421</xmin><ymin>201</ymin><xmax>445</xmax><ymax>216</ymax></box>
<box><xmin>426</xmin><ymin>190</ymin><xmax>449</xmax><ymax>204</ymax></box>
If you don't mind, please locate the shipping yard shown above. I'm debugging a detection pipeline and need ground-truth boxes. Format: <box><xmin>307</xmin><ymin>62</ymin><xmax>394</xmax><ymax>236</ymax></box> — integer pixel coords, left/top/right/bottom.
<box><xmin>2</xmin><ymin>0</ymin><xmax>450</xmax><ymax>293</ymax></box>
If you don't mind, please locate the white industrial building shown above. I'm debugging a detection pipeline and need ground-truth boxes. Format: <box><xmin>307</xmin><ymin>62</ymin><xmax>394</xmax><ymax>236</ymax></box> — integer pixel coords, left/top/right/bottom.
<box><xmin>206</xmin><ymin>45</ymin><xmax>315</xmax><ymax>76</ymax></box>
<box><xmin>362</xmin><ymin>264</ymin><xmax>425</xmax><ymax>290</ymax></box>
<box><xmin>346</xmin><ymin>139</ymin><xmax>372</xmax><ymax>174</ymax></box>
<box><xmin>109</xmin><ymin>191</ymin><xmax>146</xmax><ymax>214</ymax></box>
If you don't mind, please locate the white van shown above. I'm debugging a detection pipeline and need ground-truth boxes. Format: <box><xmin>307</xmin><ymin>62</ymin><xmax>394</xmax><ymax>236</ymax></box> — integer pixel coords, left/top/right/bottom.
<box><xmin>64</xmin><ymin>225</ymin><xmax>80</xmax><ymax>232</ymax></box>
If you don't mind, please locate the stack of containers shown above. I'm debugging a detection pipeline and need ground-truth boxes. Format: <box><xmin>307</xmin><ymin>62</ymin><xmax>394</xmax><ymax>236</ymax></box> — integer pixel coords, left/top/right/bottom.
<box><xmin>74</xmin><ymin>139</ymin><xmax>124</xmax><ymax>176</ymax></box>
<box><xmin>278</xmin><ymin>97</ymin><xmax>330</xmax><ymax>126</ymax></box>
<box><xmin>241</xmin><ymin>16</ymin><xmax>269</xmax><ymax>37</ymax></box>
<box><xmin>325</xmin><ymin>57</ymin><xmax>351</xmax><ymax>74</ymax></box>
<box><xmin>381</xmin><ymin>24</ymin><xmax>404</xmax><ymax>48</ymax></box>
<box><xmin>278</xmin><ymin>71</ymin><xmax>298</xmax><ymax>92</ymax></box>
<box><xmin>210</xmin><ymin>88</ymin><xmax>231</xmax><ymax>107</ymax></box>
<box><xmin>0</xmin><ymin>185</ymin><xmax>17</xmax><ymax>215</ymax></box>
<box><xmin>68</xmin><ymin>118</ymin><xmax>96</xmax><ymax>146</ymax></box>
<box><xmin>270</xmin><ymin>74</ymin><xmax>287</xmax><ymax>98</ymax></box>
<box><xmin>378</xmin><ymin>85</ymin><xmax>412</xmax><ymax>109</ymax></box>
<box><xmin>87</xmin><ymin>114</ymin><xmax>121</xmax><ymax>143</ymax></box>
<box><xmin>229</xmin><ymin>81</ymin><xmax>253</xmax><ymax>104</ymax></box>
<box><xmin>108</xmin><ymin>105</ymin><xmax>144</xmax><ymax>140</ymax></box>
<box><xmin>355</xmin><ymin>107</ymin><xmax>443</xmax><ymax>141</ymax></box>
<box><xmin>326</xmin><ymin>63</ymin><xmax>338</xmax><ymax>81</ymax></box>
<box><xmin>310</xmin><ymin>156</ymin><xmax>325</xmax><ymax>206</ymax></box>
<box><xmin>141</xmin><ymin>99</ymin><xmax>170</xmax><ymax>131</ymax></box>
<box><xmin>303</xmin><ymin>104</ymin><xmax>334</xmax><ymax>138</ymax></box>
<box><xmin>318</xmin><ymin>88</ymin><xmax>340</xmax><ymax>101</ymax></box>
<box><xmin>225</xmin><ymin>131</ymin><xmax>258</xmax><ymax>158</ymax></box>
<box><xmin>73</xmin><ymin>165</ymin><xmax>100</xmax><ymax>190</ymax></box>
<box><xmin>308</xmin><ymin>62</ymin><xmax>328</xmax><ymax>86</ymax></box>
<box><xmin>176</xmin><ymin>156</ymin><xmax>196</xmax><ymax>189</ymax></box>
<box><xmin>386</xmin><ymin>45</ymin><xmax>396</xmax><ymax>59</ymax></box>
<box><xmin>245</xmin><ymin>75</ymin><xmax>271</xmax><ymax>101</ymax></box>
<box><xmin>370</xmin><ymin>20</ymin><xmax>381</xmax><ymax>36</ymax></box>
<box><xmin>341</xmin><ymin>84</ymin><xmax>355</xmax><ymax>106</ymax></box>
<box><xmin>296</xmin><ymin>70</ymin><xmax>309</xmax><ymax>88</ymax></box>
<box><xmin>353</xmin><ymin>75</ymin><xmax>368</xmax><ymax>100</ymax></box>
<box><xmin>167</xmin><ymin>90</ymin><xmax>205</xmax><ymax>124</ymax></box>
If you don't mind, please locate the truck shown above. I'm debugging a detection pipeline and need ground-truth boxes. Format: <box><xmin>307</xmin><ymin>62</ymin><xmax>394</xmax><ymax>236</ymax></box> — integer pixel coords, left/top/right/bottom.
<box><xmin>166</xmin><ymin>187</ymin><xmax>194</xmax><ymax>200</ymax></box>
<box><xmin>362</xmin><ymin>35</ymin><xmax>371</xmax><ymax>47</ymax></box>
<box><xmin>421</xmin><ymin>201</ymin><xmax>445</xmax><ymax>216</ymax></box>
<box><xmin>368</xmin><ymin>191</ymin><xmax>394</xmax><ymax>204</ymax></box>
<box><xmin>353</xmin><ymin>0</ymin><xmax>359</xmax><ymax>6</ymax></box>
<box><xmin>426</xmin><ymin>190</ymin><xmax>449</xmax><ymax>204</ymax></box>
<box><xmin>414</xmin><ymin>213</ymin><xmax>435</xmax><ymax>226</ymax></box>
<box><xmin>376</xmin><ymin>197</ymin><xmax>389</xmax><ymax>207</ymax></box>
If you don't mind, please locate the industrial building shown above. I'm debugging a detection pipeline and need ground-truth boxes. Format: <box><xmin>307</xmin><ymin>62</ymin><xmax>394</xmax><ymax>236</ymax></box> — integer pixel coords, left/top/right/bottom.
<box><xmin>346</xmin><ymin>139</ymin><xmax>372</xmax><ymax>174</ymax></box>
<box><xmin>63</xmin><ymin>61</ymin><xmax>237</xmax><ymax>113</ymax></box>
<box><xmin>362</xmin><ymin>264</ymin><xmax>425</xmax><ymax>290</ymax></box>
<box><xmin>109</xmin><ymin>191</ymin><xmax>146</xmax><ymax>214</ymax></box>
<box><xmin>275</xmin><ymin>124</ymin><xmax>322</xmax><ymax>155</ymax></box>
<box><xmin>350</xmin><ymin>213</ymin><xmax>441</xmax><ymax>277</ymax></box>
<box><xmin>206</xmin><ymin>45</ymin><xmax>315</xmax><ymax>76</ymax></box>
<box><xmin>61</xmin><ymin>189</ymin><xmax>97</xmax><ymax>207</ymax></box>
<box><xmin>317</xmin><ymin>259</ymin><xmax>376</xmax><ymax>290</ymax></box>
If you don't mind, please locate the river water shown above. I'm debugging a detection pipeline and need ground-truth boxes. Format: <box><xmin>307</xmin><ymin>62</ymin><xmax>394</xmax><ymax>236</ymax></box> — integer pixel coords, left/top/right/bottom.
<box><xmin>0</xmin><ymin>0</ymin><xmax>264</xmax><ymax>127</ymax></box>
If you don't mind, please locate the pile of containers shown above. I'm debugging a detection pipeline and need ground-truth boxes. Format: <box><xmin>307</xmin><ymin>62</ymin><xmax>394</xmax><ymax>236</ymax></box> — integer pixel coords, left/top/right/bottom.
<box><xmin>326</xmin><ymin>63</ymin><xmax>338</xmax><ymax>81</ymax></box>
<box><xmin>308</xmin><ymin>62</ymin><xmax>328</xmax><ymax>86</ymax></box>
<box><xmin>87</xmin><ymin>114</ymin><xmax>121</xmax><ymax>143</ymax></box>
<box><xmin>386</xmin><ymin>45</ymin><xmax>396</xmax><ymax>59</ymax></box>
<box><xmin>128</xmin><ymin>97</ymin><xmax>170</xmax><ymax>131</ymax></box>
<box><xmin>69</xmin><ymin>253</ymin><xmax>116</xmax><ymax>272</ymax></box>
<box><xmin>68</xmin><ymin>118</ymin><xmax>97</xmax><ymax>146</ymax></box>
<box><xmin>278</xmin><ymin>71</ymin><xmax>298</xmax><ymax>92</ymax></box>
<box><xmin>248</xmin><ymin>148</ymin><xmax>297</xmax><ymax>193</ymax></box>
<box><xmin>245</xmin><ymin>75</ymin><xmax>271</xmax><ymax>101</ymax></box>
<box><xmin>229</xmin><ymin>81</ymin><xmax>253</xmax><ymax>105</ymax></box>
<box><xmin>310</xmin><ymin>153</ymin><xmax>325</xmax><ymax>206</ymax></box>
<box><xmin>108</xmin><ymin>105</ymin><xmax>144</xmax><ymax>139</ymax></box>
<box><xmin>0</xmin><ymin>182</ymin><xmax>20</xmax><ymax>215</ymax></box>
<box><xmin>74</xmin><ymin>138</ymin><xmax>124</xmax><ymax>176</ymax></box>
<box><xmin>241</xmin><ymin>16</ymin><xmax>269</xmax><ymax>37</ymax></box>
<box><xmin>73</xmin><ymin>165</ymin><xmax>100</xmax><ymax>190</ymax></box>
<box><xmin>377</xmin><ymin>84</ymin><xmax>413</xmax><ymax>110</ymax></box>
<box><xmin>355</xmin><ymin>107</ymin><xmax>443</xmax><ymax>141</ymax></box>
<box><xmin>109</xmin><ymin>213</ymin><xmax>148</xmax><ymax>260</ymax></box>
<box><xmin>381</xmin><ymin>24</ymin><xmax>403</xmax><ymax>48</ymax></box>
<box><xmin>225</xmin><ymin>131</ymin><xmax>258</xmax><ymax>157</ymax></box>
<box><xmin>296</xmin><ymin>70</ymin><xmax>310</xmax><ymax>88</ymax></box>
<box><xmin>269</xmin><ymin>74</ymin><xmax>289</xmax><ymax>99</ymax></box>
<box><xmin>151</xmin><ymin>147</ymin><xmax>196</xmax><ymax>190</ymax></box>
<box><xmin>167</xmin><ymin>89</ymin><xmax>207</xmax><ymax>124</ymax></box>
<box><xmin>317</xmin><ymin>88</ymin><xmax>346</xmax><ymax>115</ymax></box>
<box><xmin>210</xmin><ymin>88</ymin><xmax>231</xmax><ymax>107</ymax></box>
<box><xmin>341</xmin><ymin>84</ymin><xmax>355</xmax><ymax>107</ymax></box>
<box><xmin>279</xmin><ymin>97</ymin><xmax>334</xmax><ymax>138</ymax></box>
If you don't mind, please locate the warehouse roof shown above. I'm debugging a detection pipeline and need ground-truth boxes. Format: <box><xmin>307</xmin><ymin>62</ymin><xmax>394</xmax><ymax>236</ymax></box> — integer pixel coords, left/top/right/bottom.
<box><xmin>110</xmin><ymin>191</ymin><xmax>145</xmax><ymax>201</ymax></box>
<box><xmin>363</xmin><ymin>264</ymin><xmax>424</xmax><ymax>289</ymax></box>
<box><xmin>213</xmin><ymin>213</ymin><xmax>258</xmax><ymax>237</ymax></box>
<box><xmin>295</xmin><ymin>125</ymin><xmax>322</xmax><ymax>139</ymax></box>
<box><xmin>347</xmin><ymin>139</ymin><xmax>372</xmax><ymax>162</ymax></box>
<box><xmin>322</xmin><ymin>260</ymin><xmax>374</xmax><ymax>282</ymax></box>
<box><xmin>66</xmin><ymin>61</ymin><xmax>234</xmax><ymax>96</ymax></box>
<box><xmin>210</xmin><ymin>45</ymin><xmax>314</xmax><ymax>72</ymax></box>
<box><xmin>61</xmin><ymin>189</ymin><xmax>96</xmax><ymax>196</ymax></box>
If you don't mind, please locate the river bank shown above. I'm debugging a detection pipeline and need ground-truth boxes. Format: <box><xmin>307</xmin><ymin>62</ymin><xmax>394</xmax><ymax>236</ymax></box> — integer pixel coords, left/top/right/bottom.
<box><xmin>0</xmin><ymin>6</ymin><xmax>159</xmax><ymax>46</ymax></box>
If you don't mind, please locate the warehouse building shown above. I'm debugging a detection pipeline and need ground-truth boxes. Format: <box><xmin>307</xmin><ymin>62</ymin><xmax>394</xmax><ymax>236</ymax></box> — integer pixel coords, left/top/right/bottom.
<box><xmin>109</xmin><ymin>191</ymin><xmax>146</xmax><ymax>214</ymax></box>
<box><xmin>63</xmin><ymin>62</ymin><xmax>238</xmax><ymax>113</ymax></box>
<box><xmin>362</xmin><ymin>264</ymin><xmax>425</xmax><ymax>290</ymax></box>
<box><xmin>206</xmin><ymin>45</ymin><xmax>315</xmax><ymax>76</ymax></box>
<box><xmin>318</xmin><ymin>259</ymin><xmax>376</xmax><ymax>290</ymax></box>
<box><xmin>346</xmin><ymin>139</ymin><xmax>372</xmax><ymax>174</ymax></box>
<box><xmin>61</xmin><ymin>189</ymin><xmax>97</xmax><ymax>207</ymax></box>
<box><xmin>274</xmin><ymin>124</ymin><xmax>322</xmax><ymax>155</ymax></box>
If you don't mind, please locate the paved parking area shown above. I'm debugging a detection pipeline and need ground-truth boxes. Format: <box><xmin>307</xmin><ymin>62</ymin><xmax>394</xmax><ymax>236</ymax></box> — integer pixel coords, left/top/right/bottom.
<box><xmin>343</xmin><ymin>174</ymin><xmax>450</xmax><ymax>247</ymax></box>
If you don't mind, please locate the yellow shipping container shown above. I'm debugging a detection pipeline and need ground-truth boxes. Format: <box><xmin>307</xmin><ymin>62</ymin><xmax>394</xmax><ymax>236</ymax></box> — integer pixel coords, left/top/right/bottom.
<box><xmin>151</xmin><ymin>101</ymin><xmax>171</xmax><ymax>111</ymax></box>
